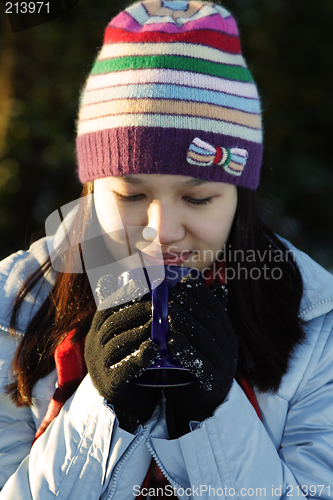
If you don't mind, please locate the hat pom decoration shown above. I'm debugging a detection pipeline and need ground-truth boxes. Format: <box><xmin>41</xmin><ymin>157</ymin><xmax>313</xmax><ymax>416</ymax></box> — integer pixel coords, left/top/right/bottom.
<box><xmin>187</xmin><ymin>138</ymin><xmax>248</xmax><ymax>177</ymax></box>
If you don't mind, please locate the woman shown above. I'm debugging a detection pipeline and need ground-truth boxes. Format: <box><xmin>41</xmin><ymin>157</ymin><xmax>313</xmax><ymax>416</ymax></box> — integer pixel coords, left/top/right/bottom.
<box><xmin>0</xmin><ymin>1</ymin><xmax>333</xmax><ymax>498</ymax></box>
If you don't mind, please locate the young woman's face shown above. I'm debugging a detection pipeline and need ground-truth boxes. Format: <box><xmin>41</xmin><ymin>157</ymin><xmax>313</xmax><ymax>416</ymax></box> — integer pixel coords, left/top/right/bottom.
<box><xmin>94</xmin><ymin>174</ymin><xmax>237</xmax><ymax>272</ymax></box>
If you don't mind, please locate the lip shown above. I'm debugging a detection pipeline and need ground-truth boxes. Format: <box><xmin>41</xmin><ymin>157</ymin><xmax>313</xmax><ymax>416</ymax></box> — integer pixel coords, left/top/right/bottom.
<box><xmin>142</xmin><ymin>251</ymin><xmax>193</xmax><ymax>265</ymax></box>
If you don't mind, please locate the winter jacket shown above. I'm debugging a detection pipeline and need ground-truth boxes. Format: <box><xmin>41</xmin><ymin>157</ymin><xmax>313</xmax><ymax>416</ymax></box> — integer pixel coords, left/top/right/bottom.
<box><xmin>0</xmin><ymin>236</ymin><xmax>333</xmax><ymax>499</ymax></box>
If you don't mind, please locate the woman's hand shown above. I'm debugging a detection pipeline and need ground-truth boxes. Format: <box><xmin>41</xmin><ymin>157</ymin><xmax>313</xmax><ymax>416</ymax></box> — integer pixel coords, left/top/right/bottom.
<box><xmin>165</xmin><ymin>276</ymin><xmax>239</xmax><ymax>439</ymax></box>
<box><xmin>84</xmin><ymin>280</ymin><xmax>159</xmax><ymax>433</ymax></box>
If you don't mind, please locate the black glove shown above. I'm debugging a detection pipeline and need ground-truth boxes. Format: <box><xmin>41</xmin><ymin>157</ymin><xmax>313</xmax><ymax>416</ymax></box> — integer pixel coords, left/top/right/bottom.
<box><xmin>164</xmin><ymin>275</ymin><xmax>238</xmax><ymax>439</ymax></box>
<box><xmin>84</xmin><ymin>280</ymin><xmax>159</xmax><ymax>433</ymax></box>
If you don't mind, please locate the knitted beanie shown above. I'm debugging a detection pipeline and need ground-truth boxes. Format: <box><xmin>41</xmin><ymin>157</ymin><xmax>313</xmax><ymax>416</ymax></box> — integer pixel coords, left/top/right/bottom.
<box><xmin>76</xmin><ymin>0</ymin><xmax>262</xmax><ymax>189</ymax></box>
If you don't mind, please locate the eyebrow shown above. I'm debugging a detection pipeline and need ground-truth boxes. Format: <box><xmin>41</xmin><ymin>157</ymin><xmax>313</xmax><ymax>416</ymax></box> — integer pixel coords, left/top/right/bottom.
<box><xmin>115</xmin><ymin>176</ymin><xmax>213</xmax><ymax>187</ymax></box>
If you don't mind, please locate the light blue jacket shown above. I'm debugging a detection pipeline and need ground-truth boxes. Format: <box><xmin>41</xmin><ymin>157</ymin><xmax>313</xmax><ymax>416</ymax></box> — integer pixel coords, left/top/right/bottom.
<box><xmin>0</xmin><ymin>237</ymin><xmax>333</xmax><ymax>499</ymax></box>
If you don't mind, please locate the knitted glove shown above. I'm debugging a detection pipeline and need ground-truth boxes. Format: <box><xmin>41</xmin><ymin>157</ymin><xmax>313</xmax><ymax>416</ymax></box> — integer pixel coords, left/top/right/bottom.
<box><xmin>84</xmin><ymin>280</ymin><xmax>159</xmax><ymax>433</ymax></box>
<box><xmin>164</xmin><ymin>275</ymin><xmax>238</xmax><ymax>439</ymax></box>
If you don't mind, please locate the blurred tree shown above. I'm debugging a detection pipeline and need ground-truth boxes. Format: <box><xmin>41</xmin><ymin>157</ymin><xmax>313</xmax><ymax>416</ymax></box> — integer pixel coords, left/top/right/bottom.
<box><xmin>0</xmin><ymin>7</ymin><xmax>15</xmax><ymax>158</ymax></box>
<box><xmin>0</xmin><ymin>0</ymin><xmax>332</xmax><ymax>270</ymax></box>
<box><xmin>221</xmin><ymin>0</ymin><xmax>333</xmax><ymax>269</ymax></box>
<box><xmin>0</xmin><ymin>0</ymin><xmax>126</xmax><ymax>256</ymax></box>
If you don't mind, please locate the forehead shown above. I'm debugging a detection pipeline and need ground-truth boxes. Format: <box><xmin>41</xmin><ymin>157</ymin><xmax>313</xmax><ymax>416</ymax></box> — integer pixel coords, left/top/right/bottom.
<box><xmin>113</xmin><ymin>174</ymin><xmax>215</xmax><ymax>188</ymax></box>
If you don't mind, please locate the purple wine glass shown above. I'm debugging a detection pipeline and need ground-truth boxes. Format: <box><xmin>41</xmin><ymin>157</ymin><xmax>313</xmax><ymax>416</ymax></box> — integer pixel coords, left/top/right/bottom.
<box><xmin>118</xmin><ymin>265</ymin><xmax>200</xmax><ymax>387</ymax></box>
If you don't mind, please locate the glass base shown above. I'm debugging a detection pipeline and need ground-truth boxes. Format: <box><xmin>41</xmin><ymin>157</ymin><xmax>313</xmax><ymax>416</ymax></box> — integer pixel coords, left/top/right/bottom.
<box><xmin>135</xmin><ymin>366</ymin><xmax>195</xmax><ymax>387</ymax></box>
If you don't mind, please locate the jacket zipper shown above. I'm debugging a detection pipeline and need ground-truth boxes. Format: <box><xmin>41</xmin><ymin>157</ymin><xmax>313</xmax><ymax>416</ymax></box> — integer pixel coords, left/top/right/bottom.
<box><xmin>104</xmin><ymin>429</ymin><xmax>190</xmax><ymax>500</ymax></box>
<box><xmin>145</xmin><ymin>438</ymin><xmax>191</xmax><ymax>499</ymax></box>
<box><xmin>105</xmin><ymin>427</ymin><xmax>148</xmax><ymax>500</ymax></box>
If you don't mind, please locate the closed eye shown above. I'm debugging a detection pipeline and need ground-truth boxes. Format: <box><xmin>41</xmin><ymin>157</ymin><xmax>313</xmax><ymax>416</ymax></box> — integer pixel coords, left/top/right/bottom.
<box><xmin>113</xmin><ymin>192</ymin><xmax>145</xmax><ymax>202</ymax></box>
<box><xmin>184</xmin><ymin>197</ymin><xmax>213</xmax><ymax>206</ymax></box>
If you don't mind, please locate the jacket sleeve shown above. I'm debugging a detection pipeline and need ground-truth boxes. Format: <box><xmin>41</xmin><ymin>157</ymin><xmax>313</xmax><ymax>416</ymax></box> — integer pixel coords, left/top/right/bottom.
<box><xmin>148</xmin><ymin>313</ymin><xmax>333</xmax><ymax>500</ymax></box>
<box><xmin>0</xmin><ymin>244</ymin><xmax>53</xmax><ymax>490</ymax></box>
<box><xmin>0</xmin><ymin>245</ymin><xmax>153</xmax><ymax>499</ymax></box>
<box><xmin>0</xmin><ymin>374</ymin><xmax>153</xmax><ymax>500</ymax></box>
<box><xmin>0</xmin><ymin>326</ymin><xmax>36</xmax><ymax>490</ymax></box>
<box><xmin>0</xmin><ymin>393</ymin><xmax>36</xmax><ymax>490</ymax></box>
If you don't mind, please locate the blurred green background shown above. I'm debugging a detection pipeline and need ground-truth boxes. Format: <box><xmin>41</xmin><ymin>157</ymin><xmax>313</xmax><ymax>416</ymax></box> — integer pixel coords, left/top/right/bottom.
<box><xmin>0</xmin><ymin>0</ymin><xmax>332</xmax><ymax>270</ymax></box>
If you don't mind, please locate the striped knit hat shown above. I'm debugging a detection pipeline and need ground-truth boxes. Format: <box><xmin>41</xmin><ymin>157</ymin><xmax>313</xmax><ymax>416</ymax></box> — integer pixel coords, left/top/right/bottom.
<box><xmin>76</xmin><ymin>0</ymin><xmax>263</xmax><ymax>189</ymax></box>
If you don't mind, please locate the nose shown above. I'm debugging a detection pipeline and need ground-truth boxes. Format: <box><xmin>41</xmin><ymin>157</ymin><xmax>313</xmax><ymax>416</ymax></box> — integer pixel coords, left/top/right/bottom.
<box><xmin>142</xmin><ymin>201</ymin><xmax>186</xmax><ymax>246</ymax></box>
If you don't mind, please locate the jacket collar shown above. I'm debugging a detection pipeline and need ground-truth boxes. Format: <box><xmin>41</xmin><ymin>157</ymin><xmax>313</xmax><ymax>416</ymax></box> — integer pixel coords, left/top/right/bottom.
<box><xmin>282</xmin><ymin>239</ymin><xmax>333</xmax><ymax>321</ymax></box>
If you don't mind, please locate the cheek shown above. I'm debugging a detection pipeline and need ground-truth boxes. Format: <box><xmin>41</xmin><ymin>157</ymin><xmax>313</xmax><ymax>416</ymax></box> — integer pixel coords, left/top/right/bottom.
<box><xmin>193</xmin><ymin>209</ymin><xmax>235</xmax><ymax>248</ymax></box>
<box><xmin>94</xmin><ymin>191</ymin><xmax>142</xmax><ymax>235</ymax></box>
<box><xmin>93</xmin><ymin>190</ymin><xmax>124</xmax><ymax>235</ymax></box>
<box><xmin>93</xmin><ymin>191</ymin><xmax>129</xmax><ymax>264</ymax></box>
<box><xmin>216</xmin><ymin>211</ymin><xmax>235</xmax><ymax>245</ymax></box>
<box><xmin>94</xmin><ymin>191</ymin><xmax>152</xmax><ymax>261</ymax></box>
<box><xmin>214</xmin><ymin>192</ymin><xmax>238</xmax><ymax>245</ymax></box>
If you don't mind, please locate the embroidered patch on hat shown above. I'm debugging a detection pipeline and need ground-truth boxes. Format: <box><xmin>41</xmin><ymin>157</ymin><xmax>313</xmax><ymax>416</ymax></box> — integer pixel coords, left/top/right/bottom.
<box><xmin>187</xmin><ymin>138</ymin><xmax>248</xmax><ymax>177</ymax></box>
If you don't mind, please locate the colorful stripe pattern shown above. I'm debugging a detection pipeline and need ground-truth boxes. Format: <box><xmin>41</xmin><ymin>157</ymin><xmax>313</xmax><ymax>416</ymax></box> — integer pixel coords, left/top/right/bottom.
<box><xmin>76</xmin><ymin>0</ymin><xmax>263</xmax><ymax>190</ymax></box>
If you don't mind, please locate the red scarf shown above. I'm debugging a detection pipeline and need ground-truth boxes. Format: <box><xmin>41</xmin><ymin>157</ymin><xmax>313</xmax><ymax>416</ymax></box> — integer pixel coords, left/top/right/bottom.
<box><xmin>33</xmin><ymin>261</ymin><xmax>261</xmax><ymax>496</ymax></box>
<box><xmin>32</xmin><ymin>332</ymin><xmax>87</xmax><ymax>443</ymax></box>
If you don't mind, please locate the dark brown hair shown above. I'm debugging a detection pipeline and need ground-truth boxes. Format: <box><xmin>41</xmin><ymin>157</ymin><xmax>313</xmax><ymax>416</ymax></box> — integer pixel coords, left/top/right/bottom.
<box><xmin>7</xmin><ymin>182</ymin><xmax>96</xmax><ymax>406</ymax></box>
<box><xmin>7</xmin><ymin>185</ymin><xmax>305</xmax><ymax>405</ymax></box>
<box><xmin>227</xmin><ymin>189</ymin><xmax>305</xmax><ymax>392</ymax></box>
